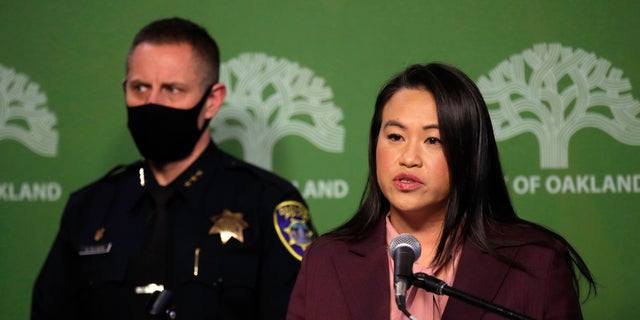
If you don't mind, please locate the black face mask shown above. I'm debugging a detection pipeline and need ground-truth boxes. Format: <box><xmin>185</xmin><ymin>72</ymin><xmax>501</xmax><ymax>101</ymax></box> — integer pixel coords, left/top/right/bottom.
<box><xmin>126</xmin><ymin>86</ymin><xmax>212</xmax><ymax>163</ymax></box>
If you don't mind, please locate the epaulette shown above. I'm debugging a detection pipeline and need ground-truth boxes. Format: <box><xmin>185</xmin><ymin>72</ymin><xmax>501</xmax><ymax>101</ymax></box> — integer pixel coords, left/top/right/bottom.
<box><xmin>223</xmin><ymin>157</ymin><xmax>293</xmax><ymax>190</ymax></box>
<box><xmin>98</xmin><ymin>160</ymin><xmax>144</xmax><ymax>182</ymax></box>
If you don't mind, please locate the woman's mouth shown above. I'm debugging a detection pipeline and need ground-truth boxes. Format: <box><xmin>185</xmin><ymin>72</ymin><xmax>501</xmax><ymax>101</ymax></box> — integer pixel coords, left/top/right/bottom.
<box><xmin>393</xmin><ymin>173</ymin><xmax>424</xmax><ymax>191</ymax></box>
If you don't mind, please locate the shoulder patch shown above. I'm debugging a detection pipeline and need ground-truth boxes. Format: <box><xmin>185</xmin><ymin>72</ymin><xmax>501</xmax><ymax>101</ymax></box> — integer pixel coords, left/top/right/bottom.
<box><xmin>273</xmin><ymin>200</ymin><xmax>314</xmax><ymax>261</ymax></box>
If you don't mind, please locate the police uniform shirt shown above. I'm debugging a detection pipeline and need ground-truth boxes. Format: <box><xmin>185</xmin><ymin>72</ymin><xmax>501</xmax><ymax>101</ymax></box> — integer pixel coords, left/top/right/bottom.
<box><xmin>32</xmin><ymin>141</ymin><xmax>315</xmax><ymax>320</ymax></box>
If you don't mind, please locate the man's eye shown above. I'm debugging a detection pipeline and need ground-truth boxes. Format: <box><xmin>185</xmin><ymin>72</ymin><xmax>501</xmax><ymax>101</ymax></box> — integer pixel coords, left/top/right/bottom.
<box><xmin>131</xmin><ymin>84</ymin><xmax>146</xmax><ymax>92</ymax></box>
<box><xmin>167</xmin><ymin>86</ymin><xmax>180</xmax><ymax>93</ymax></box>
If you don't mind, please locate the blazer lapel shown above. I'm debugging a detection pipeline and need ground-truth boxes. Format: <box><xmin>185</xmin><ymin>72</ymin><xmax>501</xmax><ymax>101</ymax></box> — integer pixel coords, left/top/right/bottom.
<box><xmin>442</xmin><ymin>241</ymin><xmax>519</xmax><ymax>320</ymax></box>
<box><xmin>332</xmin><ymin>220</ymin><xmax>391</xmax><ymax>319</ymax></box>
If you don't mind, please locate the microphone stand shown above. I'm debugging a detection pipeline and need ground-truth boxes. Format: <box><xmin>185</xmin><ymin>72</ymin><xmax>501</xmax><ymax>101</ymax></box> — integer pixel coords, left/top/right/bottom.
<box><xmin>411</xmin><ymin>272</ymin><xmax>533</xmax><ymax>320</ymax></box>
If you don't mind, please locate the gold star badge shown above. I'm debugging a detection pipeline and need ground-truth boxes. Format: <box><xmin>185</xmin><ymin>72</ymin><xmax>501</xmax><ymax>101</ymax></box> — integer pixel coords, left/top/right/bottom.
<box><xmin>209</xmin><ymin>209</ymin><xmax>249</xmax><ymax>244</ymax></box>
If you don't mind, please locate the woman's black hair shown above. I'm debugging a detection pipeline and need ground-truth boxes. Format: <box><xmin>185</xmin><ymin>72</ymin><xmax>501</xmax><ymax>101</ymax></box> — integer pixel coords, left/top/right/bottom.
<box><xmin>327</xmin><ymin>62</ymin><xmax>596</xmax><ymax>297</ymax></box>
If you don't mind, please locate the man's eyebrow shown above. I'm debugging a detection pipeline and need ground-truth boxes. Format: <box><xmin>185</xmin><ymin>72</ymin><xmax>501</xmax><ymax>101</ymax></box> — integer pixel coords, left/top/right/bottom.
<box><xmin>125</xmin><ymin>78</ymin><xmax>148</xmax><ymax>86</ymax></box>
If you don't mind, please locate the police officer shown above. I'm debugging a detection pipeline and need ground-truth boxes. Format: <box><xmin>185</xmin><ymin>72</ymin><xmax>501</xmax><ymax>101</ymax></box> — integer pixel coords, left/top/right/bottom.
<box><xmin>32</xmin><ymin>17</ymin><xmax>315</xmax><ymax>319</ymax></box>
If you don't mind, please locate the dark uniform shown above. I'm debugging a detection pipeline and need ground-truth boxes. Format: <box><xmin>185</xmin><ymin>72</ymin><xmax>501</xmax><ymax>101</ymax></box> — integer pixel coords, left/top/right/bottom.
<box><xmin>32</xmin><ymin>141</ymin><xmax>315</xmax><ymax>319</ymax></box>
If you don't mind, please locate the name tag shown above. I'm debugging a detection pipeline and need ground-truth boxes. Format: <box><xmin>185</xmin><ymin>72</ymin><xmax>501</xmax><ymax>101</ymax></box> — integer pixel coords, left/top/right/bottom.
<box><xmin>78</xmin><ymin>243</ymin><xmax>112</xmax><ymax>256</ymax></box>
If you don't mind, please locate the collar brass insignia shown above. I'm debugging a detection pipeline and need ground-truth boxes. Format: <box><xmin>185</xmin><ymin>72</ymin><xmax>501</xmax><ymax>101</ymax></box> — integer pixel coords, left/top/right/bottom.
<box><xmin>184</xmin><ymin>170</ymin><xmax>204</xmax><ymax>187</ymax></box>
<box><xmin>94</xmin><ymin>227</ymin><xmax>105</xmax><ymax>242</ymax></box>
<box><xmin>209</xmin><ymin>209</ymin><xmax>249</xmax><ymax>244</ymax></box>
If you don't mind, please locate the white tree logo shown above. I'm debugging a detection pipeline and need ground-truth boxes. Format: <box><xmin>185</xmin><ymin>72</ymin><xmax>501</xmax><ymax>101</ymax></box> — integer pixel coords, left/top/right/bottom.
<box><xmin>0</xmin><ymin>63</ymin><xmax>58</xmax><ymax>157</ymax></box>
<box><xmin>477</xmin><ymin>43</ymin><xmax>640</xmax><ymax>169</ymax></box>
<box><xmin>211</xmin><ymin>52</ymin><xmax>345</xmax><ymax>170</ymax></box>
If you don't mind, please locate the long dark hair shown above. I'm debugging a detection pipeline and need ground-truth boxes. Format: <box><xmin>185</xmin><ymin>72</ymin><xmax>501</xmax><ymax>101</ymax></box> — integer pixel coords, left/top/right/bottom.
<box><xmin>328</xmin><ymin>62</ymin><xmax>595</xmax><ymax>297</ymax></box>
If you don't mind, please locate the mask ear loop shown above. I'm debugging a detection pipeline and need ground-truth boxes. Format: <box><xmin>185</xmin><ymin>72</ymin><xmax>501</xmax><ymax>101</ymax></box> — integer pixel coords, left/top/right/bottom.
<box><xmin>197</xmin><ymin>83</ymin><xmax>216</xmax><ymax>107</ymax></box>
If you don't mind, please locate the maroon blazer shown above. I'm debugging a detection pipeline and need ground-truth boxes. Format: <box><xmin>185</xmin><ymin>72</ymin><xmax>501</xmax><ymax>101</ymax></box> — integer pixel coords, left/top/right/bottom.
<box><xmin>287</xmin><ymin>219</ymin><xmax>583</xmax><ymax>320</ymax></box>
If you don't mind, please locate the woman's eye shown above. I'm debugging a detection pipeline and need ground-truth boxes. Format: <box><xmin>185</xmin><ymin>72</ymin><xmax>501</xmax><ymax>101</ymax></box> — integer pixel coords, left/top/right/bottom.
<box><xmin>388</xmin><ymin>133</ymin><xmax>402</xmax><ymax>141</ymax></box>
<box><xmin>426</xmin><ymin>137</ymin><xmax>441</xmax><ymax>144</ymax></box>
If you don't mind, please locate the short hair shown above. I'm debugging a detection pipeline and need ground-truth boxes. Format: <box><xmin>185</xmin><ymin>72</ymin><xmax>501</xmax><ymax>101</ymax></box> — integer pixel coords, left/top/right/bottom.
<box><xmin>126</xmin><ymin>17</ymin><xmax>220</xmax><ymax>85</ymax></box>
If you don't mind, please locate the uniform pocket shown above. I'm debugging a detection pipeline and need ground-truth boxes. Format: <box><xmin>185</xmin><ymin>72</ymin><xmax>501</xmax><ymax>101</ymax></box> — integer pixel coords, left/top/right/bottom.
<box><xmin>78</xmin><ymin>249</ymin><xmax>128</xmax><ymax>287</ymax></box>
<box><xmin>169</xmin><ymin>247</ymin><xmax>260</xmax><ymax>318</ymax></box>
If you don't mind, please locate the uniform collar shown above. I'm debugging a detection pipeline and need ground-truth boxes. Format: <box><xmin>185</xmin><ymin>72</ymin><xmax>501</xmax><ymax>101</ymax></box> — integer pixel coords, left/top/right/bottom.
<box><xmin>171</xmin><ymin>140</ymin><xmax>223</xmax><ymax>210</ymax></box>
<box><xmin>139</xmin><ymin>140</ymin><xmax>223</xmax><ymax>211</ymax></box>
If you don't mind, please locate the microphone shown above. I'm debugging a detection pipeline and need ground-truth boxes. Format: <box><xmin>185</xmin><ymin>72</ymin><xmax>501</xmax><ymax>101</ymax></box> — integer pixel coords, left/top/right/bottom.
<box><xmin>389</xmin><ymin>233</ymin><xmax>421</xmax><ymax>317</ymax></box>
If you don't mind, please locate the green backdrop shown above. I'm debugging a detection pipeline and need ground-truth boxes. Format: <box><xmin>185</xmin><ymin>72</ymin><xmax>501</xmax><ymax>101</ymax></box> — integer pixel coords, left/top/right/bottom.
<box><xmin>1</xmin><ymin>1</ymin><xmax>638</xmax><ymax>318</ymax></box>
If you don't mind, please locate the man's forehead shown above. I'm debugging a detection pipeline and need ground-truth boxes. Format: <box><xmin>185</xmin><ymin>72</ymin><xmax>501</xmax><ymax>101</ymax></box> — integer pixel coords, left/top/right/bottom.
<box><xmin>127</xmin><ymin>43</ymin><xmax>201</xmax><ymax>79</ymax></box>
<box><xmin>131</xmin><ymin>42</ymin><xmax>210</xmax><ymax>77</ymax></box>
